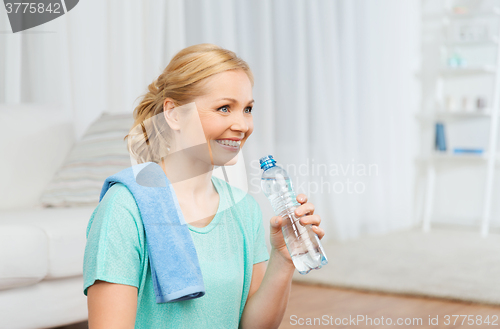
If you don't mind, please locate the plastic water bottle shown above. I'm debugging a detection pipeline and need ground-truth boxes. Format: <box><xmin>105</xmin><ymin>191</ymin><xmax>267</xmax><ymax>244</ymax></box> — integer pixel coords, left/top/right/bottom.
<box><xmin>259</xmin><ymin>155</ymin><xmax>328</xmax><ymax>274</ymax></box>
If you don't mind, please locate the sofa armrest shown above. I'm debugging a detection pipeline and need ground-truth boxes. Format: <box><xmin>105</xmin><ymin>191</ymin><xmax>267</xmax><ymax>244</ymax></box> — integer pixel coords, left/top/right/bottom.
<box><xmin>0</xmin><ymin>224</ymin><xmax>48</xmax><ymax>290</ymax></box>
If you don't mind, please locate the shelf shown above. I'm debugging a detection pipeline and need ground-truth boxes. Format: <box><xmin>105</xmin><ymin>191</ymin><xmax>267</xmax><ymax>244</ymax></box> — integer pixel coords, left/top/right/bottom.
<box><xmin>434</xmin><ymin>152</ymin><xmax>487</xmax><ymax>160</ymax></box>
<box><xmin>414</xmin><ymin>68</ymin><xmax>496</xmax><ymax>79</ymax></box>
<box><xmin>444</xmin><ymin>36</ymin><xmax>499</xmax><ymax>47</ymax></box>
<box><xmin>416</xmin><ymin>111</ymin><xmax>492</xmax><ymax>121</ymax></box>
<box><xmin>444</xmin><ymin>7</ymin><xmax>500</xmax><ymax>20</ymax></box>
<box><xmin>417</xmin><ymin>152</ymin><xmax>490</xmax><ymax>162</ymax></box>
<box><xmin>440</xmin><ymin>66</ymin><xmax>497</xmax><ymax>75</ymax></box>
<box><xmin>423</xmin><ymin>8</ymin><xmax>500</xmax><ymax>21</ymax></box>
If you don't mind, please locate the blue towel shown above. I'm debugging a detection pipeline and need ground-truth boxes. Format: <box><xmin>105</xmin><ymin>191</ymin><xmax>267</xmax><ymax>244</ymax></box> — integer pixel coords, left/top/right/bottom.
<box><xmin>99</xmin><ymin>161</ymin><xmax>205</xmax><ymax>303</ymax></box>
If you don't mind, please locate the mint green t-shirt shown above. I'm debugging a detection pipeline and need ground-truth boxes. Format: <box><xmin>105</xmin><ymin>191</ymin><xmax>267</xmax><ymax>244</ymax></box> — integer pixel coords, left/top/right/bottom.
<box><xmin>83</xmin><ymin>175</ymin><xmax>270</xmax><ymax>329</ymax></box>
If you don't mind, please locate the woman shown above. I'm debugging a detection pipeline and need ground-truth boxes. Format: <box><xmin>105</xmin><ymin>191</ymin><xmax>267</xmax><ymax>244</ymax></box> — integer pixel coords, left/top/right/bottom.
<box><xmin>83</xmin><ymin>43</ymin><xmax>325</xmax><ymax>328</ymax></box>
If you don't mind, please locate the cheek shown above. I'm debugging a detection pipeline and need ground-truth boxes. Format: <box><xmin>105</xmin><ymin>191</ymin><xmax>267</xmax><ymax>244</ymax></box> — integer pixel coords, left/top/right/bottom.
<box><xmin>200</xmin><ymin>117</ymin><xmax>222</xmax><ymax>139</ymax></box>
<box><xmin>246</xmin><ymin>121</ymin><xmax>254</xmax><ymax>136</ymax></box>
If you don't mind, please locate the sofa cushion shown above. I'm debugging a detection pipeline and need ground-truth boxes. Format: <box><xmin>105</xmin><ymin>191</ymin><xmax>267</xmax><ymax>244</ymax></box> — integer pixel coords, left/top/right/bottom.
<box><xmin>39</xmin><ymin>112</ymin><xmax>134</xmax><ymax>207</ymax></box>
<box><xmin>0</xmin><ymin>225</ymin><xmax>48</xmax><ymax>290</ymax></box>
<box><xmin>0</xmin><ymin>104</ymin><xmax>74</xmax><ymax>210</ymax></box>
<box><xmin>0</xmin><ymin>206</ymin><xmax>96</xmax><ymax>283</ymax></box>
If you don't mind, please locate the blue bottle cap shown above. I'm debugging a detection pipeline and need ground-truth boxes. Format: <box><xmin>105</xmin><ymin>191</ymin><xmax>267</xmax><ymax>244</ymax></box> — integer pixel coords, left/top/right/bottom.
<box><xmin>259</xmin><ymin>155</ymin><xmax>277</xmax><ymax>171</ymax></box>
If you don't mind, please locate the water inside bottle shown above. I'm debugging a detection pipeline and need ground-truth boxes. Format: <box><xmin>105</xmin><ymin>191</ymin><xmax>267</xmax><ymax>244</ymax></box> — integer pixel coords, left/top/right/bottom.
<box><xmin>279</xmin><ymin>206</ymin><xmax>328</xmax><ymax>274</ymax></box>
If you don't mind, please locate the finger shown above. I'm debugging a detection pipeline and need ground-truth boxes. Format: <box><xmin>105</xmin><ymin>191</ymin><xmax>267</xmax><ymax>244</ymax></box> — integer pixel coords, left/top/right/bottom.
<box><xmin>294</xmin><ymin>202</ymin><xmax>315</xmax><ymax>217</ymax></box>
<box><xmin>311</xmin><ymin>225</ymin><xmax>325</xmax><ymax>239</ymax></box>
<box><xmin>296</xmin><ymin>194</ymin><xmax>307</xmax><ymax>204</ymax></box>
<box><xmin>299</xmin><ymin>214</ymin><xmax>321</xmax><ymax>226</ymax></box>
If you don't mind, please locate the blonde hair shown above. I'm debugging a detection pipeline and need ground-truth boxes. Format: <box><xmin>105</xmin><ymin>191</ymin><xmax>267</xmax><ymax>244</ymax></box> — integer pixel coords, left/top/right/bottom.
<box><xmin>124</xmin><ymin>43</ymin><xmax>254</xmax><ymax>164</ymax></box>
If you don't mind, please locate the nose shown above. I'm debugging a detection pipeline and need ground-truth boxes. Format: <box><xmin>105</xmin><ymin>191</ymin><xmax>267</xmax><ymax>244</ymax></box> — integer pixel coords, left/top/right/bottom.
<box><xmin>230</xmin><ymin>111</ymin><xmax>250</xmax><ymax>133</ymax></box>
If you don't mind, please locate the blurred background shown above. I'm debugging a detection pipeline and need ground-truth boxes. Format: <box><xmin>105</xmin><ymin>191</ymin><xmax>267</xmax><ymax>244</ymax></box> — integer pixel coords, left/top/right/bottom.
<box><xmin>1</xmin><ymin>0</ymin><xmax>499</xmax><ymax>328</ymax></box>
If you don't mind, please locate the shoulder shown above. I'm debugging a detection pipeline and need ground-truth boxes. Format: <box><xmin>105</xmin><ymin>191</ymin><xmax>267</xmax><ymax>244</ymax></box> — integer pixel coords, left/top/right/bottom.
<box><xmin>99</xmin><ymin>183</ymin><xmax>141</xmax><ymax>222</ymax></box>
<box><xmin>86</xmin><ymin>183</ymin><xmax>143</xmax><ymax>238</ymax></box>
<box><xmin>102</xmin><ymin>183</ymin><xmax>136</xmax><ymax>205</ymax></box>
<box><xmin>242</xmin><ymin>193</ymin><xmax>261</xmax><ymax>214</ymax></box>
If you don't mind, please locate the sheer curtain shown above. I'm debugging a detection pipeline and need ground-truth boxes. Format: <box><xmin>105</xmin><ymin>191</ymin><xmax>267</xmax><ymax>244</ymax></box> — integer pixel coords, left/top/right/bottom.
<box><xmin>0</xmin><ymin>0</ymin><xmax>421</xmax><ymax>241</ymax></box>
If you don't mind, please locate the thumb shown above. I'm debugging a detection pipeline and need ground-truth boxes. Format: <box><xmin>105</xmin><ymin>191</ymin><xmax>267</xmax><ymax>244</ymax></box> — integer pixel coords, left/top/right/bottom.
<box><xmin>270</xmin><ymin>216</ymin><xmax>283</xmax><ymax>234</ymax></box>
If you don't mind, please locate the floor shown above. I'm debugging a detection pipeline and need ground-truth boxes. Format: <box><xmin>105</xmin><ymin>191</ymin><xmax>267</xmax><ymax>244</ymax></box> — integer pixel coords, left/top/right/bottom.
<box><xmin>292</xmin><ymin>225</ymin><xmax>500</xmax><ymax>306</ymax></box>
<box><xmin>279</xmin><ymin>283</ymin><xmax>500</xmax><ymax>329</ymax></box>
<box><xmin>54</xmin><ymin>282</ymin><xmax>500</xmax><ymax>329</ymax></box>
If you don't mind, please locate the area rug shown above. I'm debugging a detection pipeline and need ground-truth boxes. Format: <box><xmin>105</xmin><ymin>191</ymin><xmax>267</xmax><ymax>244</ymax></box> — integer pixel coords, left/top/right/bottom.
<box><xmin>292</xmin><ymin>225</ymin><xmax>500</xmax><ymax>306</ymax></box>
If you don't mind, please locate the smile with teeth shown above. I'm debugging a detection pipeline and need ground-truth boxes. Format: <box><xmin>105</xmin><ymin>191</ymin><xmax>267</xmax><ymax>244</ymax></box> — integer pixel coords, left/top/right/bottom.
<box><xmin>215</xmin><ymin>139</ymin><xmax>241</xmax><ymax>148</ymax></box>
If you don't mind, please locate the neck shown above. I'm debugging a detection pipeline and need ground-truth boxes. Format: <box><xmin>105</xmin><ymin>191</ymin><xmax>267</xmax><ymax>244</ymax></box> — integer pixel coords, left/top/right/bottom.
<box><xmin>160</xmin><ymin>151</ymin><xmax>215</xmax><ymax>202</ymax></box>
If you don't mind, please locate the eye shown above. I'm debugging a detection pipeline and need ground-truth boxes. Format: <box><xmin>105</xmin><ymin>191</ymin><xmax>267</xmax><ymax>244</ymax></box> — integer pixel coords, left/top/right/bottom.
<box><xmin>245</xmin><ymin>107</ymin><xmax>253</xmax><ymax>114</ymax></box>
<box><xmin>217</xmin><ymin>106</ymin><xmax>229</xmax><ymax>113</ymax></box>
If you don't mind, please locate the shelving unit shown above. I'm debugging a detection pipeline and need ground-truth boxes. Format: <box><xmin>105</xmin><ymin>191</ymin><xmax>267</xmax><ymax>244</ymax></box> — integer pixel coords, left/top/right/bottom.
<box><xmin>420</xmin><ymin>0</ymin><xmax>500</xmax><ymax>236</ymax></box>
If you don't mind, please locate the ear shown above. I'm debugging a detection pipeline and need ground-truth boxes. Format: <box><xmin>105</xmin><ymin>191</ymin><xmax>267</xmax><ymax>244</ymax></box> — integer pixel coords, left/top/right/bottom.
<box><xmin>163</xmin><ymin>98</ymin><xmax>181</xmax><ymax>131</ymax></box>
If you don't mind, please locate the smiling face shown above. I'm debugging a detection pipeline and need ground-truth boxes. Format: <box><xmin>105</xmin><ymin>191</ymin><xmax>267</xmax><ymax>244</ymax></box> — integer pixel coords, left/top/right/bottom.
<box><xmin>188</xmin><ymin>69</ymin><xmax>254</xmax><ymax>166</ymax></box>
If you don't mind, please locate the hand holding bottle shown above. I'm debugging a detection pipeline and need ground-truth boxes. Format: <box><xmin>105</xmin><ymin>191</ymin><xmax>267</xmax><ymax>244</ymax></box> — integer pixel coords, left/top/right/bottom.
<box><xmin>269</xmin><ymin>193</ymin><xmax>325</xmax><ymax>264</ymax></box>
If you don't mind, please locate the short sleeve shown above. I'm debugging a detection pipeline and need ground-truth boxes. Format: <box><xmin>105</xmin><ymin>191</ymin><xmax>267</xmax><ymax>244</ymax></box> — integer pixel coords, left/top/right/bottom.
<box><xmin>83</xmin><ymin>183</ymin><xmax>143</xmax><ymax>296</ymax></box>
<box><xmin>251</xmin><ymin>198</ymin><xmax>270</xmax><ymax>264</ymax></box>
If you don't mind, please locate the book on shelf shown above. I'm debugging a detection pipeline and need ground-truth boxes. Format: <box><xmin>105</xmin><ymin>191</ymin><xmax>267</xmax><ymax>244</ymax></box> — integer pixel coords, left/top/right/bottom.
<box><xmin>453</xmin><ymin>148</ymin><xmax>484</xmax><ymax>154</ymax></box>
<box><xmin>435</xmin><ymin>122</ymin><xmax>447</xmax><ymax>152</ymax></box>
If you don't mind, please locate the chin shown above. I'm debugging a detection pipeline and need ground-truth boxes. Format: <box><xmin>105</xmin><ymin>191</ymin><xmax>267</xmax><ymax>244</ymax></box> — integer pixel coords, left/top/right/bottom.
<box><xmin>209</xmin><ymin>140</ymin><xmax>242</xmax><ymax>166</ymax></box>
<box><xmin>213</xmin><ymin>153</ymin><xmax>239</xmax><ymax>166</ymax></box>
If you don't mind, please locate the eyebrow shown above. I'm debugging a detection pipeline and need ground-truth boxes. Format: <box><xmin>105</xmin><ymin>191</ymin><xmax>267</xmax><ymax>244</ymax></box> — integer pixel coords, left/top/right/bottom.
<box><xmin>215</xmin><ymin>97</ymin><xmax>255</xmax><ymax>105</ymax></box>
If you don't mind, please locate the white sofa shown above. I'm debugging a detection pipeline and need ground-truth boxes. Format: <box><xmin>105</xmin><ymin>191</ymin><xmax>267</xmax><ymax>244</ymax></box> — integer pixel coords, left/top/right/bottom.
<box><xmin>0</xmin><ymin>105</ymin><xmax>93</xmax><ymax>329</ymax></box>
